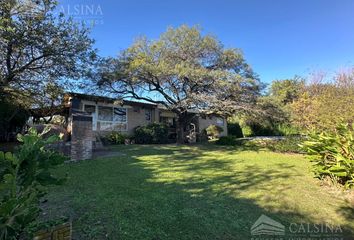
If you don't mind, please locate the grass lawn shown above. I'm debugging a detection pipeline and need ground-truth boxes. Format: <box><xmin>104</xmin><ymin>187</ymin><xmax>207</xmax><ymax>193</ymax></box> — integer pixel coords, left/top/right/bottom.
<box><xmin>44</xmin><ymin>144</ymin><xmax>354</xmax><ymax>239</ymax></box>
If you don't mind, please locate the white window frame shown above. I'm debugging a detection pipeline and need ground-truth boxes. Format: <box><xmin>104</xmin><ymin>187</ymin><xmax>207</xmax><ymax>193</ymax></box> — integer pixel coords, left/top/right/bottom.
<box><xmin>82</xmin><ymin>101</ymin><xmax>129</xmax><ymax>131</ymax></box>
<box><xmin>97</xmin><ymin>106</ymin><xmax>128</xmax><ymax>131</ymax></box>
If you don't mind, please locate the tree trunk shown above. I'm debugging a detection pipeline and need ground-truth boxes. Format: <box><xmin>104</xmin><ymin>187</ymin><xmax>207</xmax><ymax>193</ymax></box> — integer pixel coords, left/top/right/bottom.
<box><xmin>175</xmin><ymin>112</ymin><xmax>190</xmax><ymax>144</ymax></box>
<box><xmin>176</xmin><ymin>118</ymin><xmax>184</xmax><ymax>144</ymax></box>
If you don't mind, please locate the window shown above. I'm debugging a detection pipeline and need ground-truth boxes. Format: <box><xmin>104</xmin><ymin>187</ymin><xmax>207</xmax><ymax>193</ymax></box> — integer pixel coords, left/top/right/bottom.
<box><xmin>145</xmin><ymin>109</ymin><xmax>152</xmax><ymax>121</ymax></box>
<box><xmin>216</xmin><ymin>117</ymin><xmax>224</xmax><ymax>126</ymax></box>
<box><xmin>84</xmin><ymin>105</ymin><xmax>96</xmax><ymax>114</ymax></box>
<box><xmin>114</xmin><ymin>108</ymin><xmax>127</xmax><ymax>122</ymax></box>
<box><xmin>98</xmin><ymin>106</ymin><xmax>113</xmax><ymax>121</ymax></box>
<box><xmin>97</xmin><ymin>106</ymin><xmax>127</xmax><ymax>131</ymax></box>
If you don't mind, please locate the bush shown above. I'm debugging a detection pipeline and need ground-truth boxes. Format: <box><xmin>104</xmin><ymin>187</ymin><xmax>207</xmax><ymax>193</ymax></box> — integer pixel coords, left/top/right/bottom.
<box><xmin>241</xmin><ymin>125</ymin><xmax>253</xmax><ymax>137</ymax></box>
<box><xmin>0</xmin><ymin>101</ymin><xmax>29</xmax><ymax>142</ymax></box>
<box><xmin>216</xmin><ymin>135</ymin><xmax>303</xmax><ymax>153</ymax></box>
<box><xmin>227</xmin><ymin>122</ymin><xmax>243</xmax><ymax>138</ymax></box>
<box><xmin>300</xmin><ymin>123</ymin><xmax>354</xmax><ymax>188</ymax></box>
<box><xmin>205</xmin><ymin>125</ymin><xmax>224</xmax><ymax>139</ymax></box>
<box><xmin>107</xmin><ymin>131</ymin><xmax>128</xmax><ymax>144</ymax></box>
<box><xmin>263</xmin><ymin>137</ymin><xmax>303</xmax><ymax>153</ymax></box>
<box><xmin>134</xmin><ymin>123</ymin><xmax>169</xmax><ymax>144</ymax></box>
<box><xmin>240</xmin><ymin>121</ymin><xmax>277</xmax><ymax>137</ymax></box>
<box><xmin>276</xmin><ymin>124</ymin><xmax>300</xmax><ymax>136</ymax></box>
<box><xmin>0</xmin><ymin>128</ymin><xmax>66</xmax><ymax>239</ymax></box>
<box><xmin>216</xmin><ymin>136</ymin><xmax>244</xmax><ymax>146</ymax></box>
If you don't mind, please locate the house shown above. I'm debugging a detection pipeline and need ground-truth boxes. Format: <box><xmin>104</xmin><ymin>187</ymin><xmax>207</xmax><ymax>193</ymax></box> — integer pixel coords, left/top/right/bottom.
<box><xmin>66</xmin><ymin>93</ymin><xmax>228</xmax><ymax>141</ymax></box>
<box><xmin>29</xmin><ymin>92</ymin><xmax>228</xmax><ymax>160</ymax></box>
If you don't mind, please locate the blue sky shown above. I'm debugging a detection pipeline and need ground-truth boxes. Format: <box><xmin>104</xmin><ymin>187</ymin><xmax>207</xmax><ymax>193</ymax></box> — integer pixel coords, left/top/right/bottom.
<box><xmin>58</xmin><ymin>0</ymin><xmax>354</xmax><ymax>83</ymax></box>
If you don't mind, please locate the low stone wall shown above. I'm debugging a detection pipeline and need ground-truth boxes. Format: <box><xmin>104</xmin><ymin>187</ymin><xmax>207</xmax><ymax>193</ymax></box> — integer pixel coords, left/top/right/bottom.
<box><xmin>34</xmin><ymin>222</ymin><xmax>71</xmax><ymax>240</ymax></box>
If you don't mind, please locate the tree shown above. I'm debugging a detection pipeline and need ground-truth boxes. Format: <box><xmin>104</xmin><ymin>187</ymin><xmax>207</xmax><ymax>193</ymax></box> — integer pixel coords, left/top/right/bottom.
<box><xmin>0</xmin><ymin>0</ymin><xmax>96</xmax><ymax>102</ymax></box>
<box><xmin>269</xmin><ymin>77</ymin><xmax>305</xmax><ymax>105</ymax></box>
<box><xmin>97</xmin><ymin>25</ymin><xmax>262</xmax><ymax>142</ymax></box>
<box><xmin>30</xmin><ymin>82</ymin><xmax>65</xmax><ymax>124</ymax></box>
<box><xmin>291</xmin><ymin>70</ymin><xmax>354</xmax><ymax>131</ymax></box>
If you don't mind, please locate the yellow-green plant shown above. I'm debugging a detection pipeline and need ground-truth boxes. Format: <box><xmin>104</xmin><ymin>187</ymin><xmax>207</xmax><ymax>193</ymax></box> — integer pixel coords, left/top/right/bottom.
<box><xmin>301</xmin><ymin>123</ymin><xmax>354</xmax><ymax>188</ymax></box>
<box><xmin>0</xmin><ymin>128</ymin><xmax>66</xmax><ymax>240</ymax></box>
<box><xmin>205</xmin><ymin>125</ymin><xmax>224</xmax><ymax>139</ymax></box>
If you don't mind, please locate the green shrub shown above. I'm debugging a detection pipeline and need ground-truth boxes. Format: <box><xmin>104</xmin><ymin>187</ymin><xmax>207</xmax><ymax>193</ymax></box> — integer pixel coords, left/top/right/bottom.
<box><xmin>216</xmin><ymin>136</ymin><xmax>244</xmax><ymax>146</ymax></box>
<box><xmin>0</xmin><ymin>128</ymin><xmax>66</xmax><ymax>239</ymax></box>
<box><xmin>238</xmin><ymin>118</ymin><xmax>280</xmax><ymax>137</ymax></box>
<box><xmin>276</xmin><ymin>124</ymin><xmax>300</xmax><ymax>136</ymax></box>
<box><xmin>205</xmin><ymin>125</ymin><xmax>224</xmax><ymax>139</ymax></box>
<box><xmin>134</xmin><ymin>123</ymin><xmax>169</xmax><ymax>144</ymax></box>
<box><xmin>248</xmin><ymin>122</ymin><xmax>280</xmax><ymax>136</ymax></box>
<box><xmin>241</xmin><ymin>125</ymin><xmax>253</xmax><ymax>137</ymax></box>
<box><xmin>217</xmin><ymin>135</ymin><xmax>303</xmax><ymax>153</ymax></box>
<box><xmin>263</xmin><ymin>137</ymin><xmax>303</xmax><ymax>153</ymax></box>
<box><xmin>0</xmin><ymin>101</ymin><xmax>29</xmax><ymax>142</ymax></box>
<box><xmin>227</xmin><ymin>122</ymin><xmax>243</xmax><ymax>138</ymax></box>
<box><xmin>107</xmin><ymin>131</ymin><xmax>128</xmax><ymax>144</ymax></box>
<box><xmin>300</xmin><ymin>123</ymin><xmax>354</xmax><ymax>188</ymax></box>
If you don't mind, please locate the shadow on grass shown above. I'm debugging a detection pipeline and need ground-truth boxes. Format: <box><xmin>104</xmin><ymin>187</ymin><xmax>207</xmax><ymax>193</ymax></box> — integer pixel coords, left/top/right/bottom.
<box><xmin>44</xmin><ymin>144</ymin><xmax>354</xmax><ymax>240</ymax></box>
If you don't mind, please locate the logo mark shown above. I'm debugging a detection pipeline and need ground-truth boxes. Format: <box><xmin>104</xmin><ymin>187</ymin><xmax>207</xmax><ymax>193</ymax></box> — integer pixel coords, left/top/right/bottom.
<box><xmin>251</xmin><ymin>214</ymin><xmax>285</xmax><ymax>236</ymax></box>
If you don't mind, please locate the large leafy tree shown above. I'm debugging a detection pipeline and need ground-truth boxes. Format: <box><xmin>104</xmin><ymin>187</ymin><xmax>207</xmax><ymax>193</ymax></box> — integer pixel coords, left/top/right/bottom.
<box><xmin>0</xmin><ymin>0</ymin><xmax>96</xmax><ymax>103</ymax></box>
<box><xmin>98</xmin><ymin>25</ymin><xmax>261</xmax><ymax>142</ymax></box>
<box><xmin>269</xmin><ymin>77</ymin><xmax>305</xmax><ymax>105</ymax></box>
<box><xmin>291</xmin><ymin>71</ymin><xmax>354</xmax><ymax>131</ymax></box>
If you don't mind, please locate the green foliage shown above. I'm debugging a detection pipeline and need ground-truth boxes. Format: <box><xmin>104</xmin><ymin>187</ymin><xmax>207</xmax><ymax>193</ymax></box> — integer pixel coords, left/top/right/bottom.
<box><xmin>227</xmin><ymin>122</ymin><xmax>243</xmax><ymax>138</ymax></box>
<box><xmin>216</xmin><ymin>136</ymin><xmax>244</xmax><ymax>146</ymax></box>
<box><xmin>270</xmin><ymin>77</ymin><xmax>305</xmax><ymax>105</ymax></box>
<box><xmin>134</xmin><ymin>123</ymin><xmax>169</xmax><ymax>144</ymax></box>
<box><xmin>262</xmin><ymin>137</ymin><xmax>303</xmax><ymax>153</ymax></box>
<box><xmin>216</xmin><ymin>135</ymin><xmax>303</xmax><ymax>153</ymax></box>
<box><xmin>0</xmin><ymin>100</ymin><xmax>29</xmax><ymax>141</ymax></box>
<box><xmin>300</xmin><ymin>123</ymin><xmax>354</xmax><ymax>188</ymax></box>
<box><xmin>241</xmin><ymin>124</ymin><xmax>253</xmax><ymax>137</ymax></box>
<box><xmin>239</xmin><ymin>119</ymin><xmax>278</xmax><ymax>137</ymax></box>
<box><xmin>204</xmin><ymin>125</ymin><xmax>224</xmax><ymax>139</ymax></box>
<box><xmin>229</xmin><ymin>78</ymin><xmax>303</xmax><ymax>139</ymax></box>
<box><xmin>291</xmin><ymin>71</ymin><xmax>354</xmax><ymax>131</ymax></box>
<box><xmin>275</xmin><ymin>124</ymin><xmax>300</xmax><ymax>136</ymax></box>
<box><xmin>0</xmin><ymin>0</ymin><xmax>96</xmax><ymax>104</ymax></box>
<box><xmin>238</xmin><ymin>120</ymin><xmax>299</xmax><ymax>137</ymax></box>
<box><xmin>98</xmin><ymin>25</ymin><xmax>261</xmax><ymax>143</ymax></box>
<box><xmin>230</xmin><ymin>94</ymin><xmax>291</xmax><ymax>137</ymax></box>
<box><xmin>247</xmin><ymin>122</ymin><xmax>278</xmax><ymax>136</ymax></box>
<box><xmin>107</xmin><ymin>132</ymin><xmax>128</xmax><ymax>145</ymax></box>
<box><xmin>0</xmin><ymin>128</ymin><xmax>66</xmax><ymax>239</ymax></box>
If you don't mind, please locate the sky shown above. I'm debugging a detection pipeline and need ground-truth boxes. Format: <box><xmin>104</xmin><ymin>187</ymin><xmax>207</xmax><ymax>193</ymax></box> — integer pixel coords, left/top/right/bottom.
<box><xmin>58</xmin><ymin>0</ymin><xmax>354</xmax><ymax>84</ymax></box>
